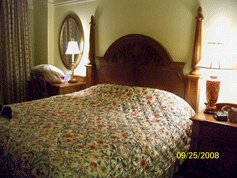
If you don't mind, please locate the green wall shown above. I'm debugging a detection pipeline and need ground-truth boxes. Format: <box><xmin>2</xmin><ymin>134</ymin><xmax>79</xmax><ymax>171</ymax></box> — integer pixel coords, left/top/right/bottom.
<box><xmin>32</xmin><ymin>0</ymin><xmax>237</xmax><ymax>74</ymax></box>
<box><xmin>33</xmin><ymin>0</ymin><xmax>48</xmax><ymax>65</ymax></box>
<box><xmin>32</xmin><ymin>0</ymin><xmax>237</xmax><ymax>109</ymax></box>
<box><xmin>33</xmin><ymin>0</ymin><xmax>199</xmax><ymax>75</ymax></box>
<box><xmin>95</xmin><ymin>0</ymin><xmax>199</xmax><ymax>74</ymax></box>
<box><xmin>54</xmin><ymin>0</ymin><xmax>97</xmax><ymax>76</ymax></box>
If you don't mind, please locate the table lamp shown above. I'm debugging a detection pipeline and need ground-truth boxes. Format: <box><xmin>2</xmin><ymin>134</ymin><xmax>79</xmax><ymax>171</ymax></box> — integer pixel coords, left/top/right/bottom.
<box><xmin>196</xmin><ymin>42</ymin><xmax>234</xmax><ymax>112</ymax></box>
<box><xmin>65</xmin><ymin>40</ymin><xmax>80</xmax><ymax>83</ymax></box>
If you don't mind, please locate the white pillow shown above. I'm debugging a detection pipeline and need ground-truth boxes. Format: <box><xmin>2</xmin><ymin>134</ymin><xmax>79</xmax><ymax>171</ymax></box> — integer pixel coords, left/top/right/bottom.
<box><xmin>32</xmin><ymin>64</ymin><xmax>65</xmax><ymax>83</ymax></box>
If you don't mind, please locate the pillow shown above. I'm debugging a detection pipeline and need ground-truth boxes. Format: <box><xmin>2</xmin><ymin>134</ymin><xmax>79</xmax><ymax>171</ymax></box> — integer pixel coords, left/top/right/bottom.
<box><xmin>31</xmin><ymin>64</ymin><xmax>65</xmax><ymax>83</ymax></box>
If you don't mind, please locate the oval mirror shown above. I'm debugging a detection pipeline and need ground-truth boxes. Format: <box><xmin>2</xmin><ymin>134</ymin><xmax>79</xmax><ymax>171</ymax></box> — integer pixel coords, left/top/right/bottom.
<box><xmin>59</xmin><ymin>13</ymin><xmax>84</xmax><ymax>70</ymax></box>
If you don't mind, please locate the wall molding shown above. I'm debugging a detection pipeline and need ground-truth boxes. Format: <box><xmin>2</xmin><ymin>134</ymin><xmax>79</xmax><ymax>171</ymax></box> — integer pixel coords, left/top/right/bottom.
<box><xmin>54</xmin><ymin>0</ymin><xmax>96</xmax><ymax>7</ymax></box>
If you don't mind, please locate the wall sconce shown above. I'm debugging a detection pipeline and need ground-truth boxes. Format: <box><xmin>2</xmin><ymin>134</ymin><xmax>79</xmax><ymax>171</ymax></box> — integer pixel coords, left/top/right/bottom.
<box><xmin>196</xmin><ymin>42</ymin><xmax>235</xmax><ymax>113</ymax></box>
<box><xmin>65</xmin><ymin>40</ymin><xmax>80</xmax><ymax>83</ymax></box>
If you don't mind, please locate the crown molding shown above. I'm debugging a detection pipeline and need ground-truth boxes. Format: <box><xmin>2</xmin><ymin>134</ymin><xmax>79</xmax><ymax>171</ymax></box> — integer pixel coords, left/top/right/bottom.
<box><xmin>54</xmin><ymin>0</ymin><xmax>96</xmax><ymax>7</ymax></box>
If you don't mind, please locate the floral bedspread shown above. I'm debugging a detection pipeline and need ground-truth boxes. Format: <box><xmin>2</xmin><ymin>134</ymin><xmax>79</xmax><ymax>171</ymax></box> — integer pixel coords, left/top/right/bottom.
<box><xmin>0</xmin><ymin>84</ymin><xmax>194</xmax><ymax>178</ymax></box>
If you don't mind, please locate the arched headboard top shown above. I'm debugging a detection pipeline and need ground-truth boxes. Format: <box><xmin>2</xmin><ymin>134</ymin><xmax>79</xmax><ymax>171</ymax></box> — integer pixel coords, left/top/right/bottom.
<box><xmin>104</xmin><ymin>34</ymin><xmax>174</xmax><ymax>66</ymax></box>
<box><xmin>88</xmin><ymin>33</ymin><xmax>186</xmax><ymax>98</ymax></box>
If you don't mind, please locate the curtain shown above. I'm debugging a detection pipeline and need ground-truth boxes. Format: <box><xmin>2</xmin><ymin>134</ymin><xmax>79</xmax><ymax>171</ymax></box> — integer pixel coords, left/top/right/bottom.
<box><xmin>0</xmin><ymin>0</ymin><xmax>32</xmax><ymax>104</ymax></box>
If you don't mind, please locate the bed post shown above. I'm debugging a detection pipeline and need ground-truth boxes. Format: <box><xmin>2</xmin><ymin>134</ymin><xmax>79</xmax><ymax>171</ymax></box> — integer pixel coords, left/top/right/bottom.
<box><xmin>86</xmin><ymin>15</ymin><xmax>96</xmax><ymax>87</ymax></box>
<box><xmin>185</xmin><ymin>6</ymin><xmax>203</xmax><ymax>112</ymax></box>
<box><xmin>191</xmin><ymin>6</ymin><xmax>203</xmax><ymax>75</ymax></box>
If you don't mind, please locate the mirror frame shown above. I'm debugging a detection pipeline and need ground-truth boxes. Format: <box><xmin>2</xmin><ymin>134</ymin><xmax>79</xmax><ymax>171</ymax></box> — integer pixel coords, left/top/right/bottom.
<box><xmin>59</xmin><ymin>13</ymin><xmax>84</xmax><ymax>70</ymax></box>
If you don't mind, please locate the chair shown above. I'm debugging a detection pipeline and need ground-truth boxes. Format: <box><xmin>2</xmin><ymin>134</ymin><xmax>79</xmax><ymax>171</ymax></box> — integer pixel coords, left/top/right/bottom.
<box><xmin>30</xmin><ymin>71</ymin><xmax>49</xmax><ymax>100</ymax></box>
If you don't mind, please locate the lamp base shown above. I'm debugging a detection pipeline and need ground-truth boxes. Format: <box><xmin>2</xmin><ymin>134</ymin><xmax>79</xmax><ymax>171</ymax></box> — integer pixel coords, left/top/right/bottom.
<box><xmin>205</xmin><ymin>76</ymin><xmax>220</xmax><ymax>114</ymax></box>
<box><xmin>69</xmin><ymin>78</ymin><xmax>78</xmax><ymax>83</ymax></box>
<box><xmin>204</xmin><ymin>105</ymin><xmax>217</xmax><ymax>114</ymax></box>
<box><xmin>206</xmin><ymin>104</ymin><xmax>217</xmax><ymax>111</ymax></box>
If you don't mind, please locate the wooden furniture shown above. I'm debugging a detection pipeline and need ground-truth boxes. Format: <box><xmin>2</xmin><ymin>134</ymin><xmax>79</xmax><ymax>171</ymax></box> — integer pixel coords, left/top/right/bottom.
<box><xmin>184</xmin><ymin>7</ymin><xmax>203</xmax><ymax>111</ymax></box>
<box><xmin>47</xmin><ymin>81</ymin><xmax>86</xmax><ymax>95</ymax></box>
<box><xmin>185</xmin><ymin>74</ymin><xmax>201</xmax><ymax>112</ymax></box>
<box><xmin>186</xmin><ymin>103</ymin><xmax>237</xmax><ymax>178</ymax></box>
<box><xmin>30</xmin><ymin>71</ymin><xmax>49</xmax><ymax>100</ymax></box>
<box><xmin>86</xmin><ymin>7</ymin><xmax>203</xmax><ymax>112</ymax></box>
<box><xmin>30</xmin><ymin>73</ymin><xmax>86</xmax><ymax>99</ymax></box>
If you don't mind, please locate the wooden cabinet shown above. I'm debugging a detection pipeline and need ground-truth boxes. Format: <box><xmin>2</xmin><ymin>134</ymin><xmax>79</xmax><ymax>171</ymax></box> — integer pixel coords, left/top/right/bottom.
<box><xmin>186</xmin><ymin>109</ymin><xmax>237</xmax><ymax>178</ymax></box>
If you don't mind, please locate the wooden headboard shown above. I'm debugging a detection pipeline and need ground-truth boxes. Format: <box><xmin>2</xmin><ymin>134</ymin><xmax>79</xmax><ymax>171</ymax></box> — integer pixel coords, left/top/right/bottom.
<box><xmin>86</xmin><ymin>7</ymin><xmax>203</xmax><ymax>112</ymax></box>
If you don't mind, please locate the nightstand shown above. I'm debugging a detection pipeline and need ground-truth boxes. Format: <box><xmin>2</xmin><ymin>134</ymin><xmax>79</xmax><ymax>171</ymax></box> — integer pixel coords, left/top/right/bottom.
<box><xmin>30</xmin><ymin>75</ymin><xmax>86</xmax><ymax>100</ymax></box>
<box><xmin>48</xmin><ymin>81</ymin><xmax>86</xmax><ymax>95</ymax></box>
<box><xmin>186</xmin><ymin>104</ymin><xmax>237</xmax><ymax>178</ymax></box>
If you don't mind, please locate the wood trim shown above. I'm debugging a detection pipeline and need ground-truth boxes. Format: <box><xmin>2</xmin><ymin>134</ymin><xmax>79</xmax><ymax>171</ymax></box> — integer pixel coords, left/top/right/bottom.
<box><xmin>185</xmin><ymin>74</ymin><xmax>201</xmax><ymax>112</ymax></box>
<box><xmin>74</xmin><ymin>75</ymin><xmax>86</xmax><ymax>83</ymax></box>
<box><xmin>86</xmin><ymin>15</ymin><xmax>95</xmax><ymax>87</ymax></box>
<box><xmin>88</xmin><ymin>15</ymin><xmax>95</xmax><ymax>65</ymax></box>
<box><xmin>85</xmin><ymin>64</ymin><xmax>94</xmax><ymax>88</ymax></box>
<box><xmin>48</xmin><ymin>81</ymin><xmax>86</xmax><ymax>95</ymax></box>
<box><xmin>90</xmin><ymin>34</ymin><xmax>186</xmax><ymax>98</ymax></box>
<box><xmin>185</xmin><ymin>6</ymin><xmax>203</xmax><ymax>112</ymax></box>
<box><xmin>191</xmin><ymin>110</ymin><xmax>237</xmax><ymax>128</ymax></box>
<box><xmin>190</xmin><ymin>6</ymin><xmax>203</xmax><ymax>75</ymax></box>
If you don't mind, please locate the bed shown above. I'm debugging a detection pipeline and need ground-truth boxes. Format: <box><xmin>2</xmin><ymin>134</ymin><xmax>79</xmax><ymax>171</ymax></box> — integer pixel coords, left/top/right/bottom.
<box><xmin>0</xmin><ymin>7</ymin><xmax>203</xmax><ymax>178</ymax></box>
<box><xmin>0</xmin><ymin>84</ymin><xmax>194</xmax><ymax>177</ymax></box>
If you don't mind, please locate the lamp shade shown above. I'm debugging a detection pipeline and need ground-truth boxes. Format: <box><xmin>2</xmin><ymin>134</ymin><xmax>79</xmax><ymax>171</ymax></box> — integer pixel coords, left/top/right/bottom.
<box><xmin>196</xmin><ymin>42</ymin><xmax>235</xmax><ymax>70</ymax></box>
<box><xmin>196</xmin><ymin>57</ymin><xmax>235</xmax><ymax>70</ymax></box>
<box><xmin>65</xmin><ymin>41</ymin><xmax>80</xmax><ymax>55</ymax></box>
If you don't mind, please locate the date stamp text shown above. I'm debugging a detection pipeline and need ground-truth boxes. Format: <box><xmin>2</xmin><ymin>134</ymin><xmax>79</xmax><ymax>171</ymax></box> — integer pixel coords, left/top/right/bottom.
<box><xmin>176</xmin><ymin>151</ymin><xmax>219</xmax><ymax>159</ymax></box>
